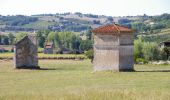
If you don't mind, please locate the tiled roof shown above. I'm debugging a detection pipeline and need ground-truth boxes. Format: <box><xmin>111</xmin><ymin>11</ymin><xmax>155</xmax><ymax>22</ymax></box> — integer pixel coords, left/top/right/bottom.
<box><xmin>92</xmin><ymin>24</ymin><xmax>134</xmax><ymax>34</ymax></box>
<box><xmin>45</xmin><ymin>42</ymin><xmax>54</xmax><ymax>48</ymax></box>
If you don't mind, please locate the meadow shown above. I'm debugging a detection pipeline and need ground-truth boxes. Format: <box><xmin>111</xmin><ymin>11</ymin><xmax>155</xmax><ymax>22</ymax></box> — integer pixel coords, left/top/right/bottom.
<box><xmin>0</xmin><ymin>53</ymin><xmax>85</xmax><ymax>59</ymax></box>
<box><xmin>0</xmin><ymin>59</ymin><xmax>170</xmax><ymax>100</ymax></box>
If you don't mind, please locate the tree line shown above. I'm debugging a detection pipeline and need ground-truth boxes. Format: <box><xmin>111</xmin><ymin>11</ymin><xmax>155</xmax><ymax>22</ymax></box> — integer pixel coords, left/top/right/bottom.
<box><xmin>0</xmin><ymin>30</ymin><xmax>93</xmax><ymax>53</ymax></box>
<box><xmin>134</xmin><ymin>37</ymin><xmax>170</xmax><ymax>63</ymax></box>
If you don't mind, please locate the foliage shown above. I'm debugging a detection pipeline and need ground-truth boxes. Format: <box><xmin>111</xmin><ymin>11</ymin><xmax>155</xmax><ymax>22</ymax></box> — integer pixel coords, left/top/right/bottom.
<box><xmin>160</xmin><ymin>47</ymin><xmax>170</xmax><ymax>60</ymax></box>
<box><xmin>0</xmin><ymin>15</ymin><xmax>38</xmax><ymax>26</ymax></box>
<box><xmin>118</xmin><ymin>19</ymin><xmax>132</xmax><ymax>25</ymax></box>
<box><xmin>134</xmin><ymin>38</ymin><xmax>161</xmax><ymax>63</ymax></box>
<box><xmin>134</xmin><ymin>38</ymin><xmax>143</xmax><ymax>61</ymax></box>
<box><xmin>1</xmin><ymin>36</ymin><xmax>9</xmax><ymax>45</ymax></box>
<box><xmin>85</xmin><ymin>49</ymin><xmax>94</xmax><ymax>61</ymax></box>
<box><xmin>15</xmin><ymin>32</ymin><xmax>28</xmax><ymax>42</ymax></box>
<box><xmin>142</xmin><ymin>42</ymin><xmax>160</xmax><ymax>61</ymax></box>
<box><xmin>136</xmin><ymin>58</ymin><xmax>148</xmax><ymax>64</ymax></box>
<box><xmin>46</xmin><ymin>31</ymin><xmax>85</xmax><ymax>53</ymax></box>
<box><xmin>47</xmin><ymin>32</ymin><xmax>57</xmax><ymax>42</ymax></box>
<box><xmin>80</xmin><ymin>40</ymin><xmax>92</xmax><ymax>51</ymax></box>
<box><xmin>8</xmin><ymin>33</ymin><xmax>15</xmax><ymax>45</ymax></box>
<box><xmin>132</xmin><ymin>22</ymin><xmax>149</xmax><ymax>32</ymax></box>
<box><xmin>36</xmin><ymin>30</ymin><xmax>50</xmax><ymax>48</ymax></box>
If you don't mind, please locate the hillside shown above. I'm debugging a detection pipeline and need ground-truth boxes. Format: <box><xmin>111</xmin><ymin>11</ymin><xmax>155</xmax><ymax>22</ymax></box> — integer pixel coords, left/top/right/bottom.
<box><xmin>0</xmin><ymin>13</ymin><xmax>113</xmax><ymax>33</ymax></box>
<box><xmin>0</xmin><ymin>13</ymin><xmax>170</xmax><ymax>36</ymax></box>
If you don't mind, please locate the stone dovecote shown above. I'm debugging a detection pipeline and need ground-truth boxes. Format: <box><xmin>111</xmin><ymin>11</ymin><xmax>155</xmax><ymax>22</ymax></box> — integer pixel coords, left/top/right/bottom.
<box><xmin>92</xmin><ymin>24</ymin><xmax>134</xmax><ymax>71</ymax></box>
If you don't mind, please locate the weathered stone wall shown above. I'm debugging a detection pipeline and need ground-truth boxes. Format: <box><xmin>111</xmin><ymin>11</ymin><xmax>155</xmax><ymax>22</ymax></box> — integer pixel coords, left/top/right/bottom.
<box><xmin>14</xmin><ymin>35</ymin><xmax>39</xmax><ymax>69</ymax></box>
<box><xmin>94</xmin><ymin>45</ymin><xmax>119</xmax><ymax>71</ymax></box>
<box><xmin>94</xmin><ymin>34</ymin><xmax>119</xmax><ymax>46</ymax></box>
<box><xmin>119</xmin><ymin>34</ymin><xmax>133</xmax><ymax>45</ymax></box>
<box><xmin>119</xmin><ymin>45</ymin><xmax>134</xmax><ymax>71</ymax></box>
<box><xmin>94</xmin><ymin>34</ymin><xmax>120</xmax><ymax>71</ymax></box>
<box><xmin>119</xmin><ymin>34</ymin><xmax>134</xmax><ymax>71</ymax></box>
<box><xmin>94</xmin><ymin>33</ymin><xmax>134</xmax><ymax>71</ymax></box>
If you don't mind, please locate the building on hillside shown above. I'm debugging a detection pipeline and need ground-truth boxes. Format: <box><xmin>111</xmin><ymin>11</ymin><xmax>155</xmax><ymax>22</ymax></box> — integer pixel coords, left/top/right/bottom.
<box><xmin>44</xmin><ymin>42</ymin><xmax>55</xmax><ymax>54</ymax></box>
<box><xmin>92</xmin><ymin>24</ymin><xmax>134</xmax><ymax>71</ymax></box>
<box><xmin>14</xmin><ymin>35</ymin><xmax>39</xmax><ymax>69</ymax></box>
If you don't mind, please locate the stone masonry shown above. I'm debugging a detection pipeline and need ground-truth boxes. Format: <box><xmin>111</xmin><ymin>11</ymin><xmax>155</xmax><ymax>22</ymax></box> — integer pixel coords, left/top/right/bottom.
<box><xmin>14</xmin><ymin>35</ymin><xmax>39</xmax><ymax>69</ymax></box>
<box><xmin>92</xmin><ymin>24</ymin><xmax>134</xmax><ymax>71</ymax></box>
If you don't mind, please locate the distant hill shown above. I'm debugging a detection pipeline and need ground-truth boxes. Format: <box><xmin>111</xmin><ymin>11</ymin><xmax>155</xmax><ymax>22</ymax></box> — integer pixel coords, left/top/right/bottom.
<box><xmin>0</xmin><ymin>13</ymin><xmax>170</xmax><ymax>36</ymax></box>
<box><xmin>0</xmin><ymin>13</ymin><xmax>114</xmax><ymax>33</ymax></box>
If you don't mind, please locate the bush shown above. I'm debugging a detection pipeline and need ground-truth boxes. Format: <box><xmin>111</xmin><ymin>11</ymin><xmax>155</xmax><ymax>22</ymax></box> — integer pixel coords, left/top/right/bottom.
<box><xmin>85</xmin><ymin>49</ymin><xmax>94</xmax><ymax>62</ymax></box>
<box><xmin>142</xmin><ymin>42</ymin><xmax>160</xmax><ymax>61</ymax></box>
<box><xmin>136</xmin><ymin>58</ymin><xmax>148</xmax><ymax>64</ymax></box>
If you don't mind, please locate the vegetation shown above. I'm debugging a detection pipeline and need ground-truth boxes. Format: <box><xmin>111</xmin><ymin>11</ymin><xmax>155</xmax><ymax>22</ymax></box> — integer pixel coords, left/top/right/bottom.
<box><xmin>37</xmin><ymin>30</ymin><xmax>93</xmax><ymax>53</ymax></box>
<box><xmin>85</xmin><ymin>49</ymin><xmax>94</xmax><ymax>62</ymax></box>
<box><xmin>134</xmin><ymin>37</ymin><xmax>170</xmax><ymax>63</ymax></box>
<box><xmin>0</xmin><ymin>13</ymin><xmax>112</xmax><ymax>32</ymax></box>
<box><xmin>0</xmin><ymin>60</ymin><xmax>170</xmax><ymax>100</ymax></box>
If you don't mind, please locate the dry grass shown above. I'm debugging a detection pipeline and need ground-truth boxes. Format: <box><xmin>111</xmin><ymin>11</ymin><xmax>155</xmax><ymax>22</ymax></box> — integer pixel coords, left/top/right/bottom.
<box><xmin>0</xmin><ymin>53</ymin><xmax>85</xmax><ymax>59</ymax></box>
<box><xmin>0</xmin><ymin>60</ymin><xmax>170</xmax><ymax>100</ymax></box>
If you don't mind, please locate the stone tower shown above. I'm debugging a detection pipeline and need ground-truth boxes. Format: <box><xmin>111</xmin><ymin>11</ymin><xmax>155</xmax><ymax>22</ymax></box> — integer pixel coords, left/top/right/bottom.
<box><xmin>92</xmin><ymin>24</ymin><xmax>134</xmax><ymax>71</ymax></box>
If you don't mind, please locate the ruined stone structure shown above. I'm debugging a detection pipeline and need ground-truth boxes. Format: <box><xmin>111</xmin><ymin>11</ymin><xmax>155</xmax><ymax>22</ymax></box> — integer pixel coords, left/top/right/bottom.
<box><xmin>92</xmin><ymin>24</ymin><xmax>134</xmax><ymax>71</ymax></box>
<box><xmin>14</xmin><ymin>35</ymin><xmax>39</xmax><ymax>69</ymax></box>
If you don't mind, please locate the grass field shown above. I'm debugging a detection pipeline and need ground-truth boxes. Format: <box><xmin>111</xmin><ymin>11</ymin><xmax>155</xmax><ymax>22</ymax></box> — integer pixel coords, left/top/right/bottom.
<box><xmin>0</xmin><ymin>60</ymin><xmax>170</xmax><ymax>100</ymax></box>
<box><xmin>0</xmin><ymin>53</ymin><xmax>85</xmax><ymax>59</ymax></box>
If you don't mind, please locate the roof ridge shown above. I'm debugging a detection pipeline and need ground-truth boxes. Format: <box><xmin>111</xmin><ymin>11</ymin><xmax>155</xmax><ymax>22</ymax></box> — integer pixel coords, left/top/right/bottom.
<box><xmin>113</xmin><ymin>24</ymin><xmax>120</xmax><ymax>33</ymax></box>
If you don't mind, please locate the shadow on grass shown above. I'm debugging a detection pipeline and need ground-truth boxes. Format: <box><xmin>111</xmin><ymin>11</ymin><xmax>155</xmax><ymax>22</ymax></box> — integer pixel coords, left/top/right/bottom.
<box><xmin>15</xmin><ymin>67</ymin><xmax>77</xmax><ymax>71</ymax></box>
<box><xmin>38</xmin><ymin>68</ymin><xmax>63</xmax><ymax>70</ymax></box>
<box><xmin>135</xmin><ymin>70</ymin><xmax>170</xmax><ymax>72</ymax></box>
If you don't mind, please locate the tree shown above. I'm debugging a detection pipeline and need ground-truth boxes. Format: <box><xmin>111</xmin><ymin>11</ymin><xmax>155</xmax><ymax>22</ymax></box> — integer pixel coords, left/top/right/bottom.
<box><xmin>142</xmin><ymin>42</ymin><xmax>160</xmax><ymax>61</ymax></box>
<box><xmin>36</xmin><ymin>30</ymin><xmax>50</xmax><ymax>48</ymax></box>
<box><xmin>8</xmin><ymin>33</ymin><xmax>15</xmax><ymax>45</ymax></box>
<box><xmin>80</xmin><ymin>40</ymin><xmax>92</xmax><ymax>51</ymax></box>
<box><xmin>2</xmin><ymin>36</ymin><xmax>9</xmax><ymax>45</ymax></box>
<box><xmin>161</xmin><ymin>47</ymin><xmax>170</xmax><ymax>60</ymax></box>
<box><xmin>15</xmin><ymin>32</ymin><xmax>28</xmax><ymax>42</ymax></box>
<box><xmin>71</xmin><ymin>35</ymin><xmax>81</xmax><ymax>50</ymax></box>
<box><xmin>47</xmin><ymin>32</ymin><xmax>56</xmax><ymax>42</ymax></box>
<box><xmin>85</xmin><ymin>49</ymin><xmax>94</xmax><ymax>62</ymax></box>
<box><xmin>134</xmin><ymin>38</ymin><xmax>143</xmax><ymax>61</ymax></box>
<box><xmin>86</xmin><ymin>27</ymin><xmax>93</xmax><ymax>40</ymax></box>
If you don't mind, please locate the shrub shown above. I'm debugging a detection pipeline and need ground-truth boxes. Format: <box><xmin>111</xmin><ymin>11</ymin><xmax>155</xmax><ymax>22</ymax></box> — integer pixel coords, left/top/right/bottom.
<box><xmin>85</xmin><ymin>49</ymin><xmax>94</xmax><ymax>62</ymax></box>
<box><xmin>136</xmin><ymin>58</ymin><xmax>148</xmax><ymax>64</ymax></box>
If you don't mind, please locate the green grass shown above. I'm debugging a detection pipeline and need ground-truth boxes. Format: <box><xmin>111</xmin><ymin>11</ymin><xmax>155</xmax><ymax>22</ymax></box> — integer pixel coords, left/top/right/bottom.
<box><xmin>0</xmin><ymin>60</ymin><xmax>170</xmax><ymax>100</ymax></box>
<box><xmin>0</xmin><ymin>53</ymin><xmax>85</xmax><ymax>59</ymax></box>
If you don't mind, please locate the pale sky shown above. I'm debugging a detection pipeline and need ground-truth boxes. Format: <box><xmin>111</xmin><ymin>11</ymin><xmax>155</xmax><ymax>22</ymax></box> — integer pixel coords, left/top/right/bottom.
<box><xmin>0</xmin><ymin>0</ymin><xmax>170</xmax><ymax>16</ymax></box>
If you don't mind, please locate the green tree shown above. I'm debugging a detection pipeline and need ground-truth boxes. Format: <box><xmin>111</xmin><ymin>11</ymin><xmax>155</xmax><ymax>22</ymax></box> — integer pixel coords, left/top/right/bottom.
<box><xmin>85</xmin><ymin>49</ymin><xmax>94</xmax><ymax>62</ymax></box>
<box><xmin>80</xmin><ymin>40</ymin><xmax>92</xmax><ymax>51</ymax></box>
<box><xmin>8</xmin><ymin>33</ymin><xmax>15</xmax><ymax>45</ymax></box>
<box><xmin>15</xmin><ymin>32</ymin><xmax>28</xmax><ymax>42</ymax></box>
<box><xmin>3</xmin><ymin>36</ymin><xmax>9</xmax><ymax>45</ymax></box>
<box><xmin>47</xmin><ymin>32</ymin><xmax>56</xmax><ymax>42</ymax></box>
<box><xmin>142</xmin><ymin>42</ymin><xmax>160</xmax><ymax>61</ymax></box>
<box><xmin>36</xmin><ymin>30</ymin><xmax>50</xmax><ymax>48</ymax></box>
<box><xmin>161</xmin><ymin>47</ymin><xmax>170</xmax><ymax>60</ymax></box>
<box><xmin>134</xmin><ymin>38</ymin><xmax>143</xmax><ymax>61</ymax></box>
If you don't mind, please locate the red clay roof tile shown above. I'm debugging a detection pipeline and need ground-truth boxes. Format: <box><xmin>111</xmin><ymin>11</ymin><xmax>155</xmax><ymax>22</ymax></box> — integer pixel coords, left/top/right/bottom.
<box><xmin>92</xmin><ymin>24</ymin><xmax>134</xmax><ymax>34</ymax></box>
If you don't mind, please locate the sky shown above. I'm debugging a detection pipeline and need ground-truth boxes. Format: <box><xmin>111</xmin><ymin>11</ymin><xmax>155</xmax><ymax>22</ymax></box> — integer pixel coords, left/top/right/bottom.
<box><xmin>0</xmin><ymin>0</ymin><xmax>170</xmax><ymax>16</ymax></box>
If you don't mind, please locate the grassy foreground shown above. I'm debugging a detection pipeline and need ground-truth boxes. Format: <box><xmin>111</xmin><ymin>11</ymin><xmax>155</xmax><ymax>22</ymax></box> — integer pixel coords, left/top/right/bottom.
<box><xmin>0</xmin><ymin>60</ymin><xmax>170</xmax><ymax>100</ymax></box>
